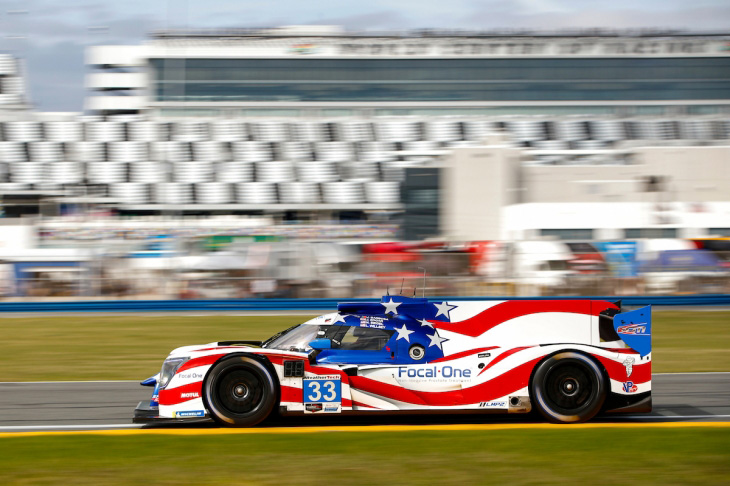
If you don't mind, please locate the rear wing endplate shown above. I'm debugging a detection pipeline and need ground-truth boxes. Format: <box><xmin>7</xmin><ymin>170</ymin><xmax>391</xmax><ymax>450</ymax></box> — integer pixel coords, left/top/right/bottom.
<box><xmin>613</xmin><ymin>306</ymin><xmax>652</xmax><ymax>357</ymax></box>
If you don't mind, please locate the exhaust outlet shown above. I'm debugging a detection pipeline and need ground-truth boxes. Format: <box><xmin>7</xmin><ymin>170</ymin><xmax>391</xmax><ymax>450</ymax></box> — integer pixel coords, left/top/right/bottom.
<box><xmin>508</xmin><ymin>396</ymin><xmax>531</xmax><ymax>413</ymax></box>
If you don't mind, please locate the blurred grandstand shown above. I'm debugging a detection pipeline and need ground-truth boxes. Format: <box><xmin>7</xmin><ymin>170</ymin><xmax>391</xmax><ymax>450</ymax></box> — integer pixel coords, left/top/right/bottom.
<box><xmin>0</xmin><ymin>27</ymin><xmax>729</xmax><ymax>299</ymax></box>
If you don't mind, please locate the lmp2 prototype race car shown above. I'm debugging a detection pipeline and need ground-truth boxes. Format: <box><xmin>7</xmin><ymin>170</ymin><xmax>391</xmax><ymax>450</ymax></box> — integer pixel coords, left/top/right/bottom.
<box><xmin>134</xmin><ymin>296</ymin><xmax>652</xmax><ymax>425</ymax></box>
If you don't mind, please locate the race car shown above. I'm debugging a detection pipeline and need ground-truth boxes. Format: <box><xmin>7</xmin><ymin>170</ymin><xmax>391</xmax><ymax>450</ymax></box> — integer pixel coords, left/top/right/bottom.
<box><xmin>134</xmin><ymin>295</ymin><xmax>651</xmax><ymax>425</ymax></box>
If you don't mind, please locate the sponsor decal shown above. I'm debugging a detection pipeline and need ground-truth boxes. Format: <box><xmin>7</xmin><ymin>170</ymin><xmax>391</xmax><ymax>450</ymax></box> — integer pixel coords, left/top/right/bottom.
<box><xmin>397</xmin><ymin>366</ymin><xmax>471</xmax><ymax>380</ymax></box>
<box><xmin>478</xmin><ymin>353</ymin><xmax>491</xmax><ymax>358</ymax></box>
<box><xmin>177</xmin><ymin>372</ymin><xmax>204</xmax><ymax>380</ymax></box>
<box><xmin>175</xmin><ymin>410</ymin><xmax>205</xmax><ymax>418</ymax></box>
<box><xmin>623</xmin><ymin>356</ymin><xmax>635</xmax><ymax>378</ymax></box>
<box><xmin>305</xmin><ymin>403</ymin><xmax>323</xmax><ymax>412</ymax></box>
<box><xmin>622</xmin><ymin>381</ymin><xmax>638</xmax><ymax>393</ymax></box>
<box><xmin>479</xmin><ymin>401</ymin><xmax>506</xmax><ymax>408</ymax></box>
<box><xmin>289</xmin><ymin>43</ymin><xmax>319</xmax><ymax>55</ymax></box>
<box><xmin>180</xmin><ymin>392</ymin><xmax>200</xmax><ymax>399</ymax></box>
<box><xmin>337</xmin><ymin>40</ymin><xmax>711</xmax><ymax>57</ymax></box>
<box><xmin>324</xmin><ymin>405</ymin><xmax>340</xmax><ymax>412</ymax></box>
<box><xmin>617</xmin><ymin>323</ymin><xmax>650</xmax><ymax>336</ymax></box>
<box><xmin>304</xmin><ymin>374</ymin><xmax>340</xmax><ymax>381</ymax></box>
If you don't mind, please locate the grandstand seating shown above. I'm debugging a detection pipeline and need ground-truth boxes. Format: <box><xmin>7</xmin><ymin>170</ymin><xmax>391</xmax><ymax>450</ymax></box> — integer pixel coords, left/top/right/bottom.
<box><xmin>155</xmin><ymin>182</ymin><xmax>193</xmax><ymax>204</ymax></box>
<box><xmin>0</xmin><ymin>116</ymin><xmax>728</xmax><ymax>206</ymax></box>
<box><xmin>110</xmin><ymin>182</ymin><xmax>150</xmax><ymax>204</ymax></box>
<box><xmin>131</xmin><ymin>161</ymin><xmax>169</xmax><ymax>183</ymax></box>
<box><xmin>279</xmin><ymin>181</ymin><xmax>321</xmax><ymax>204</ymax></box>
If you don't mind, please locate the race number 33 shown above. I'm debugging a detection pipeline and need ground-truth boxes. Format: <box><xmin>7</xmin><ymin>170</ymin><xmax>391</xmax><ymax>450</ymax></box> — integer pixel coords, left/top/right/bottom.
<box><xmin>303</xmin><ymin>379</ymin><xmax>341</xmax><ymax>403</ymax></box>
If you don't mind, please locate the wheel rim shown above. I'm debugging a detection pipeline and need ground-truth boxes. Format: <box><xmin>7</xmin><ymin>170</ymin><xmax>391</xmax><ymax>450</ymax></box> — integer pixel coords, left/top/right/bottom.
<box><xmin>543</xmin><ymin>362</ymin><xmax>595</xmax><ymax>413</ymax></box>
<box><xmin>215</xmin><ymin>368</ymin><xmax>265</xmax><ymax>415</ymax></box>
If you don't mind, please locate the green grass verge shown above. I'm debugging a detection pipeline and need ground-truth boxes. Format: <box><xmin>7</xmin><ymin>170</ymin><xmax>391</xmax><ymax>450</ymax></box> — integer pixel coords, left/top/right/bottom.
<box><xmin>0</xmin><ymin>310</ymin><xmax>728</xmax><ymax>381</ymax></box>
<box><xmin>0</xmin><ymin>428</ymin><xmax>728</xmax><ymax>485</ymax></box>
<box><xmin>0</xmin><ymin>315</ymin><xmax>311</xmax><ymax>382</ymax></box>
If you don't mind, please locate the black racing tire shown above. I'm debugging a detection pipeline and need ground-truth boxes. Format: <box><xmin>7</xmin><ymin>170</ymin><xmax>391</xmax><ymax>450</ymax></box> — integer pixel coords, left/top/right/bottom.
<box><xmin>203</xmin><ymin>355</ymin><xmax>277</xmax><ymax>427</ymax></box>
<box><xmin>530</xmin><ymin>351</ymin><xmax>606</xmax><ymax>424</ymax></box>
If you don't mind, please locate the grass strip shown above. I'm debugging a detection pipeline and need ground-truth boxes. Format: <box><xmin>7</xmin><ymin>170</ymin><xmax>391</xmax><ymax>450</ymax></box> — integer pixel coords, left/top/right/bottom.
<box><xmin>0</xmin><ymin>310</ymin><xmax>727</xmax><ymax>381</ymax></box>
<box><xmin>0</xmin><ymin>427</ymin><xmax>728</xmax><ymax>485</ymax></box>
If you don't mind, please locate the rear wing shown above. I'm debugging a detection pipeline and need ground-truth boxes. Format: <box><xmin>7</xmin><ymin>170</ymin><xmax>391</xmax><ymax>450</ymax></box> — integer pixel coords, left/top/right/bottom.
<box><xmin>613</xmin><ymin>306</ymin><xmax>652</xmax><ymax>357</ymax></box>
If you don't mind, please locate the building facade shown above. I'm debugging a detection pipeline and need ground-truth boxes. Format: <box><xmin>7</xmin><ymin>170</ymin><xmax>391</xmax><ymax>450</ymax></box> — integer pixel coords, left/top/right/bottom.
<box><xmin>85</xmin><ymin>27</ymin><xmax>730</xmax><ymax>116</ymax></box>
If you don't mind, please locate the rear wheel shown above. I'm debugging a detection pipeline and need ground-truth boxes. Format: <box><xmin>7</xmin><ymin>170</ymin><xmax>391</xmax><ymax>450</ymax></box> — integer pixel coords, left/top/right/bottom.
<box><xmin>530</xmin><ymin>351</ymin><xmax>606</xmax><ymax>424</ymax></box>
<box><xmin>204</xmin><ymin>356</ymin><xmax>277</xmax><ymax>427</ymax></box>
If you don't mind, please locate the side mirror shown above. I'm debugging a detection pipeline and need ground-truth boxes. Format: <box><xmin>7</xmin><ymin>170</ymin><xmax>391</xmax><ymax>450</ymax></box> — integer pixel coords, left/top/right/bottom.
<box><xmin>308</xmin><ymin>338</ymin><xmax>332</xmax><ymax>350</ymax></box>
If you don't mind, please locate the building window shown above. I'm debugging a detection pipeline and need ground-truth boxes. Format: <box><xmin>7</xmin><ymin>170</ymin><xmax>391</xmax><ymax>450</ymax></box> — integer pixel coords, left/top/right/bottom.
<box><xmin>149</xmin><ymin>57</ymin><xmax>730</xmax><ymax>104</ymax></box>
<box><xmin>624</xmin><ymin>228</ymin><xmax>678</xmax><ymax>239</ymax></box>
<box><xmin>540</xmin><ymin>229</ymin><xmax>594</xmax><ymax>240</ymax></box>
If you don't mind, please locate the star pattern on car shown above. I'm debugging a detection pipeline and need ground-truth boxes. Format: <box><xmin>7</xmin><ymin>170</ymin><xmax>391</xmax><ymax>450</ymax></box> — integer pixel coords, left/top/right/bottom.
<box><xmin>427</xmin><ymin>332</ymin><xmax>449</xmax><ymax>349</ymax></box>
<box><xmin>395</xmin><ymin>323</ymin><xmax>415</xmax><ymax>342</ymax></box>
<box><xmin>382</xmin><ymin>298</ymin><xmax>401</xmax><ymax>315</ymax></box>
<box><xmin>433</xmin><ymin>301</ymin><xmax>457</xmax><ymax>320</ymax></box>
<box><xmin>418</xmin><ymin>318</ymin><xmax>434</xmax><ymax>328</ymax></box>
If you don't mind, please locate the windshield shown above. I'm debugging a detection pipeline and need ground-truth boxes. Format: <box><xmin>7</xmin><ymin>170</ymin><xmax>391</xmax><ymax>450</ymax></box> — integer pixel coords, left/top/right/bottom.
<box><xmin>263</xmin><ymin>324</ymin><xmax>340</xmax><ymax>352</ymax></box>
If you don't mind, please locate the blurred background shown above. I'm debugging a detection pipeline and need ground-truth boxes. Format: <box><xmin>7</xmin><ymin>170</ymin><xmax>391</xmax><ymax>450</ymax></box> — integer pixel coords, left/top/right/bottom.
<box><xmin>1</xmin><ymin>4</ymin><xmax>729</xmax><ymax>301</ymax></box>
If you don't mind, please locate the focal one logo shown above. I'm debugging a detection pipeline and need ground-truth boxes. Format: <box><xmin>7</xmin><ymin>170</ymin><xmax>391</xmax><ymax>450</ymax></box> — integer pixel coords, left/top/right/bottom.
<box><xmin>398</xmin><ymin>366</ymin><xmax>471</xmax><ymax>379</ymax></box>
<box><xmin>177</xmin><ymin>372</ymin><xmax>204</xmax><ymax>380</ymax></box>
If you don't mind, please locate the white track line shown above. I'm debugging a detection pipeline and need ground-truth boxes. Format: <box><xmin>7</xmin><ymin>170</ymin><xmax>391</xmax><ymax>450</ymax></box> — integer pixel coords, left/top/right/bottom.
<box><xmin>653</xmin><ymin>372</ymin><xmax>730</xmax><ymax>375</ymax></box>
<box><xmin>0</xmin><ymin>423</ymin><xmax>144</xmax><ymax>431</ymax></box>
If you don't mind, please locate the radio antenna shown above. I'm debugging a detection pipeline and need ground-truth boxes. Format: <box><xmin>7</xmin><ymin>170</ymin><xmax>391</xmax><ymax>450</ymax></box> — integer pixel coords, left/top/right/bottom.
<box><xmin>417</xmin><ymin>267</ymin><xmax>426</xmax><ymax>298</ymax></box>
<box><xmin>386</xmin><ymin>286</ymin><xmax>390</xmax><ymax>296</ymax></box>
<box><xmin>400</xmin><ymin>278</ymin><xmax>405</xmax><ymax>295</ymax></box>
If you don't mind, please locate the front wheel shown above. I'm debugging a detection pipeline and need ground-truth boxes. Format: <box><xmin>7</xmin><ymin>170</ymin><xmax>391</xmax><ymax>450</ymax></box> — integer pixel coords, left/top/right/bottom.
<box><xmin>530</xmin><ymin>351</ymin><xmax>606</xmax><ymax>424</ymax></box>
<box><xmin>204</xmin><ymin>356</ymin><xmax>277</xmax><ymax>427</ymax></box>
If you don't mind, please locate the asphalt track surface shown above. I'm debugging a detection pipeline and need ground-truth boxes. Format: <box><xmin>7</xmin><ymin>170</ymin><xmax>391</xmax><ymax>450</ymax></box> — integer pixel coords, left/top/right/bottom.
<box><xmin>0</xmin><ymin>373</ymin><xmax>728</xmax><ymax>433</ymax></box>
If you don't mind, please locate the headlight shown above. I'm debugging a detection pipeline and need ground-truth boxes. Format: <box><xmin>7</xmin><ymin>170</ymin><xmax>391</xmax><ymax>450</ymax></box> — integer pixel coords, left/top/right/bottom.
<box><xmin>158</xmin><ymin>357</ymin><xmax>189</xmax><ymax>389</ymax></box>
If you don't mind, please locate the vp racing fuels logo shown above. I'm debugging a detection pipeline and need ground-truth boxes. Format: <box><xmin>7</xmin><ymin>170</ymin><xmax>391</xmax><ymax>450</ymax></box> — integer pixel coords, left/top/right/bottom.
<box><xmin>616</xmin><ymin>323</ymin><xmax>650</xmax><ymax>335</ymax></box>
<box><xmin>622</xmin><ymin>381</ymin><xmax>638</xmax><ymax>393</ymax></box>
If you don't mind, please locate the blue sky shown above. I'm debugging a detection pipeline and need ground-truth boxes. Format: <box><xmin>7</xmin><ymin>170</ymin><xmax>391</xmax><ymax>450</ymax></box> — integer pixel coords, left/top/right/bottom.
<box><xmin>1</xmin><ymin>0</ymin><xmax>729</xmax><ymax>111</ymax></box>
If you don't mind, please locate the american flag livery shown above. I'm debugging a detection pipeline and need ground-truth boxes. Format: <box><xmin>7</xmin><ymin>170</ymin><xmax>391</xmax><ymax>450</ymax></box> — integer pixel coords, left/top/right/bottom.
<box><xmin>135</xmin><ymin>296</ymin><xmax>652</xmax><ymax>425</ymax></box>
